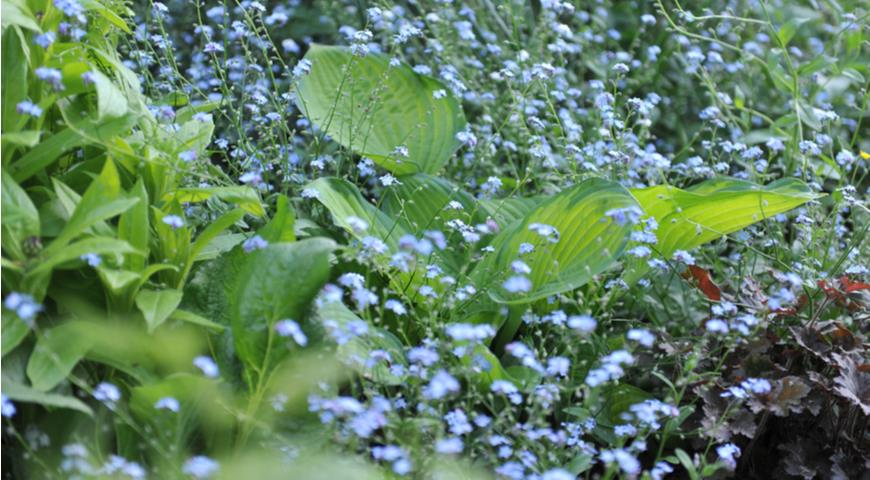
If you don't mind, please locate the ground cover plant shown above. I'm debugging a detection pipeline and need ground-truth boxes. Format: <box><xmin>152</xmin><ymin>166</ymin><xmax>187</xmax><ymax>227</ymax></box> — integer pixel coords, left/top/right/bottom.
<box><xmin>1</xmin><ymin>0</ymin><xmax>868</xmax><ymax>478</ymax></box>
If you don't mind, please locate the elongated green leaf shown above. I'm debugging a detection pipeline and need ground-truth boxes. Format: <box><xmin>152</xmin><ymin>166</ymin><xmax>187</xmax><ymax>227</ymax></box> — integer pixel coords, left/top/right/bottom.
<box><xmin>47</xmin><ymin>160</ymin><xmax>138</xmax><ymax>252</ymax></box>
<box><xmin>136</xmin><ymin>289</ymin><xmax>184</xmax><ymax>333</ymax></box>
<box><xmin>2</xmin><ymin>28</ymin><xmax>29</xmax><ymax>133</ymax></box>
<box><xmin>230</xmin><ymin>238</ymin><xmax>335</xmax><ymax>370</ymax></box>
<box><xmin>2</xmin><ymin>130</ymin><xmax>40</xmax><ymax>147</ymax></box>
<box><xmin>258</xmin><ymin>195</ymin><xmax>296</xmax><ymax>243</ymax></box>
<box><xmin>118</xmin><ymin>179</ymin><xmax>150</xmax><ymax>271</ymax></box>
<box><xmin>296</xmin><ymin>44</ymin><xmax>466</xmax><ymax>175</ymax></box>
<box><xmin>1</xmin><ymin>0</ymin><xmax>40</xmax><ymax>31</ymax></box>
<box><xmin>30</xmin><ymin>236</ymin><xmax>140</xmax><ymax>276</ymax></box>
<box><xmin>631</xmin><ymin>178</ymin><xmax>821</xmax><ymax>257</ymax></box>
<box><xmin>164</xmin><ymin>187</ymin><xmax>265</xmax><ymax>217</ymax></box>
<box><xmin>26</xmin><ymin>322</ymin><xmax>95</xmax><ymax>391</ymax></box>
<box><xmin>169</xmin><ymin>309</ymin><xmax>225</xmax><ymax>331</ymax></box>
<box><xmin>2</xmin><ymin>380</ymin><xmax>93</xmax><ymax>416</ymax></box>
<box><xmin>1</xmin><ymin>170</ymin><xmax>40</xmax><ymax>260</ymax></box>
<box><xmin>307</xmin><ymin>177</ymin><xmax>409</xmax><ymax>250</ymax></box>
<box><xmin>181</xmin><ymin>208</ymin><xmax>246</xmax><ymax>282</ymax></box>
<box><xmin>473</xmin><ymin>178</ymin><xmax>638</xmax><ymax>304</ymax></box>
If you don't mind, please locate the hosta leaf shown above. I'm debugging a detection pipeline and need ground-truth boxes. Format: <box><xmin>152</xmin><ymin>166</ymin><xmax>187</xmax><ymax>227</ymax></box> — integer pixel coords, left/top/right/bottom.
<box><xmin>165</xmin><ymin>187</ymin><xmax>265</xmax><ymax>217</ymax></box>
<box><xmin>474</xmin><ymin>178</ymin><xmax>638</xmax><ymax>304</ymax></box>
<box><xmin>26</xmin><ymin>322</ymin><xmax>95</xmax><ymax>391</ymax></box>
<box><xmin>625</xmin><ymin>177</ymin><xmax>821</xmax><ymax>281</ymax></box>
<box><xmin>230</xmin><ymin>238</ymin><xmax>335</xmax><ymax>371</ymax></box>
<box><xmin>381</xmin><ymin>174</ymin><xmax>482</xmax><ymax>273</ymax></box>
<box><xmin>295</xmin><ymin>44</ymin><xmax>466</xmax><ymax>175</ymax></box>
<box><xmin>307</xmin><ymin>176</ymin><xmax>409</xmax><ymax>250</ymax></box>
<box><xmin>316</xmin><ymin>299</ymin><xmax>406</xmax><ymax>386</ymax></box>
<box><xmin>479</xmin><ymin>196</ymin><xmax>543</xmax><ymax>228</ymax></box>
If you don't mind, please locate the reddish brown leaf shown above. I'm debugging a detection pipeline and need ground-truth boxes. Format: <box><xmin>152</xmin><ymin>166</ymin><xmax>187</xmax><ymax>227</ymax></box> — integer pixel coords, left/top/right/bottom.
<box><xmin>839</xmin><ymin>276</ymin><xmax>870</xmax><ymax>293</ymax></box>
<box><xmin>683</xmin><ymin>265</ymin><xmax>722</xmax><ymax>301</ymax></box>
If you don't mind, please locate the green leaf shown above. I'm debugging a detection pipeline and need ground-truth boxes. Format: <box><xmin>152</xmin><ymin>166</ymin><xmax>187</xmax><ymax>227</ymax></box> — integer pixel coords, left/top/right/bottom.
<box><xmin>30</xmin><ymin>236</ymin><xmax>141</xmax><ymax>276</ymax></box>
<box><xmin>47</xmin><ymin>159</ymin><xmax>138</xmax><ymax>252</ymax></box>
<box><xmin>91</xmin><ymin>70</ymin><xmax>128</xmax><ymax>120</ymax></box>
<box><xmin>80</xmin><ymin>0</ymin><xmax>132</xmax><ymax>34</ymax></box>
<box><xmin>258</xmin><ymin>195</ymin><xmax>296</xmax><ymax>243</ymax></box>
<box><xmin>295</xmin><ymin>44</ymin><xmax>466</xmax><ymax>175</ymax></box>
<box><xmin>473</xmin><ymin>178</ymin><xmax>639</xmax><ymax>304</ymax></box>
<box><xmin>479</xmin><ymin>196</ymin><xmax>543</xmax><ymax>228</ymax></box>
<box><xmin>2</xmin><ymin>130</ymin><xmax>40</xmax><ymax>147</ymax></box>
<box><xmin>26</xmin><ymin>322</ymin><xmax>95</xmax><ymax>391</ymax></box>
<box><xmin>169</xmin><ymin>309</ymin><xmax>225</xmax><ymax>331</ymax></box>
<box><xmin>135</xmin><ymin>289</ymin><xmax>184</xmax><ymax>333</ymax></box>
<box><xmin>625</xmin><ymin>178</ymin><xmax>820</xmax><ymax>281</ymax></box>
<box><xmin>165</xmin><ymin>187</ymin><xmax>265</xmax><ymax>217</ymax></box>
<box><xmin>2</xmin><ymin>315</ymin><xmax>30</xmax><ymax>356</ymax></box>
<box><xmin>1</xmin><ymin>170</ymin><xmax>40</xmax><ymax>260</ymax></box>
<box><xmin>2</xmin><ymin>28</ymin><xmax>29</xmax><ymax>133</ymax></box>
<box><xmin>380</xmin><ymin>174</ymin><xmax>482</xmax><ymax>273</ymax></box>
<box><xmin>193</xmin><ymin>233</ymin><xmax>246</xmax><ymax>262</ymax></box>
<box><xmin>117</xmin><ymin>179</ymin><xmax>150</xmax><ymax>271</ymax></box>
<box><xmin>1</xmin><ymin>0</ymin><xmax>40</xmax><ymax>31</ymax></box>
<box><xmin>307</xmin><ymin>177</ymin><xmax>409</xmax><ymax>251</ymax></box>
<box><xmin>230</xmin><ymin>238</ymin><xmax>335</xmax><ymax>370</ymax></box>
<box><xmin>182</xmin><ymin>208</ymin><xmax>246</xmax><ymax>281</ymax></box>
<box><xmin>2</xmin><ymin>379</ymin><xmax>93</xmax><ymax>416</ymax></box>
<box><xmin>317</xmin><ymin>300</ymin><xmax>406</xmax><ymax>385</ymax></box>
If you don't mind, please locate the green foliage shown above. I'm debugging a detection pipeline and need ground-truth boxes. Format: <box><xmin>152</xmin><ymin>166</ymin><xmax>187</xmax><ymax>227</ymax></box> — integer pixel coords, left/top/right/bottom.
<box><xmin>295</xmin><ymin>45</ymin><xmax>466</xmax><ymax>175</ymax></box>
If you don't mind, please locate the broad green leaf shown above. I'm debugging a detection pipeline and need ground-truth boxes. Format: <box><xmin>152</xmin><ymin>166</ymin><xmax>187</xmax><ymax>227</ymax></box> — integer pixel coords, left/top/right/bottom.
<box><xmin>80</xmin><ymin>0</ymin><xmax>132</xmax><ymax>33</ymax></box>
<box><xmin>165</xmin><ymin>187</ymin><xmax>265</xmax><ymax>217</ymax></box>
<box><xmin>135</xmin><ymin>289</ymin><xmax>184</xmax><ymax>333</ymax></box>
<box><xmin>1</xmin><ymin>170</ymin><xmax>40</xmax><ymax>260</ymax></box>
<box><xmin>630</xmin><ymin>177</ymin><xmax>821</xmax><ymax>258</ymax></box>
<box><xmin>380</xmin><ymin>174</ymin><xmax>482</xmax><ymax>273</ymax></box>
<box><xmin>117</xmin><ymin>179</ymin><xmax>150</xmax><ymax>271</ymax></box>
<box><xmin>473</xmin><ymin>178</ymin><xmax>639</xmax><ymax>304</ymax></box>
<box><xmin>2</xmin><ymin>380</ymin><xmax>93</xmax><ymax>416</ymax></box>
<box><xmin>258</xmin><ymin>195</ymin><xmax>296</xmax><ymax>243</ymax></box>
<box><xmin>91</xmin><ymin>70</ymin><xmax>128</xmax><ymax>120</ymax></box>
<box><xmin>230</xmin><ymin>238</ymin><xmax>335</xmax><ymax>370</ymax></box>
<box><xmin>307</xmin><ymin>177</ymin><xmax>409</xmax><ymax>250</ymax></box>
<box><xmin>295</xmin><ymin>44</ymin><xmax>466</xmax><ymax>175</ymax></box>
<box><xmin>193</xmin><ymin>233</ymin><xmax>246</xmax><ymax>262</ymax></box>
<box><xmin>2</xmin><ymin>315</ymin><xmax>30</xmax><ymax>356</ymax></box>
<box><xmin>479</xmin><ymin>196</ymin><xmax>543</xmax><ymax>228</ymax></box>
<box><xmin>26</xmin><ymin>322</ymin><xmax>95</xmax><ymax>391</ymax></box>
<box><xmin>317</xmin><ymin>300</ymin><xmax>406</xmax><ymax>385</ymax></box>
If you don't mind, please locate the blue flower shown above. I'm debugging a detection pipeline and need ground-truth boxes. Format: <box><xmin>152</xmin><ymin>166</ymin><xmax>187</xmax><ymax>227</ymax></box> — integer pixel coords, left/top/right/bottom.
<box><xmin>423</xmin><ymin>370</ymin><xmax>460</xmax><ymax>400</ymax></box>
<box><xmin>182</xmin><ymin>456</ymin><xmax>219</xmax><ymax>479</ymax></box>
<box><xmin>154</xmin><ymin>397</ymin><xmax>180</xmax><ymax>412</ymax></box>
<box><xmin>93</xmin><ymin>382</ymin><xmax>121</xmax><ymax>410</ymax></box>
<box><xmin>162</xmin><ymin>215</ymin><xmax>184</xmax><ymax>229</ymax></box>
<box><xmin>275</xmin><ymin>319</ymin><xmax>307</xmax><ymax>346</ymax></box>
<box><xmin>193</xmin><ymin>356</ymin><xmax>219</xmax><ymax>378</ymax></box>
<box><xmin>242</xmin><ymin>235</ymin><xmax>268</xmax><ymax>253</ymax></box>
<box><xmin>1</xmin><ymin>394</ymin><xmax>16</xmax><ymax>418</ymax></box>
<box><xmin>16</xmin><ymin>100</ymin><xmax>43</xmax><ymax>117</ymax></box>
<box><xmin>80</xmin><ymin>253</ymin><xmax>101</xmax><ymax>267</ymax></box>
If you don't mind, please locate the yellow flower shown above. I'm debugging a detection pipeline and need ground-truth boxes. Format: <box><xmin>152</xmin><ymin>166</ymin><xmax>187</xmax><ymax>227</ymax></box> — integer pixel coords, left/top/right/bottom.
<box><xmin>860</xmin><ymin>151</ymin><xmax>870</xmax><ymax>160</ymax></box>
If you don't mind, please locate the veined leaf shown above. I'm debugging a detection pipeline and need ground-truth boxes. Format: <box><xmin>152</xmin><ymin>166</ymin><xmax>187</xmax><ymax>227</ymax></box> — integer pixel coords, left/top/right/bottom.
<box><xmin>295</xmin><ymin>45</ymin><xmax>466</xmax><ymax>175</ymax></box>
<box><xmin>474</xmin><ymin>178</ymin><xmax>638</xmax><ymax>304</ymax></box>
<box><xmin>307</xmin><ymin>177</ymin><xmax>409</xmax><ymax>251</ymax></box>
<box><xmin>630</xmin><ymin>177</ymin><xmax>821</xmax><ymax>259</ymax></box>
<box><xmin>230</xmin><ymin>238</ymin><xmax>335</xmax><ymax>371</ymax></box>
<box><xmin>164</xmin><ymin>187</ymin><xmax>265</xmax><ymax>217</ymax></box>
<box><xmin>316</xmin><ymin>299</ymin><xmax>406</xmax><ymax>386</ymax></box>
<box><xmin>479</xmin><ymin>196</ymin><xmax>543</xmax><ymax>229</ymax></box>
<box><xmin>91</xmin><ymin>70</ymin><xmax>128</xmax><ymax>120</ymax></box>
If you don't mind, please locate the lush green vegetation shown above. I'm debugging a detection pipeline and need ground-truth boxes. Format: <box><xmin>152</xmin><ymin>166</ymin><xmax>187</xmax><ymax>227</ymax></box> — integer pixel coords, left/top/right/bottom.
<box><xmin>1</xmin><ymin>0</ymin><xmax>868</xmax><ymax>478</ymax></box>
